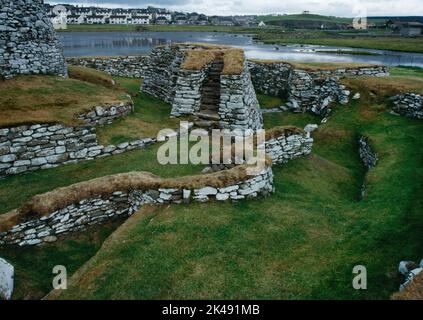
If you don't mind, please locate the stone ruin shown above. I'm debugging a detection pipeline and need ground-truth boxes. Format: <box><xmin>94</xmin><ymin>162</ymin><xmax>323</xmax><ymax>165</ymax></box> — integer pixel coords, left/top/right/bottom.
<box><xmin>0</xmin><ymin>0</ymin><xmax>67</xmax><ymax>79</ymax></box>
<box><xmin>141</xmin><ymin>44</ymin><xmax>263</xmax><ymax>131</ymax></box>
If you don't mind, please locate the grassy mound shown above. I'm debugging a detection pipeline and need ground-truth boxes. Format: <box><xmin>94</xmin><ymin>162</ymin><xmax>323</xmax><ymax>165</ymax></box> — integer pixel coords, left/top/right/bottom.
<box><xmin>0</xmin><ymin>68</ymin><xmax>129</xmax><ymax>128</ymax></box>
<box><xmin>68</xmin><ymin>65</ymin><xmax>116</xmax><ymax>89</ymax></box>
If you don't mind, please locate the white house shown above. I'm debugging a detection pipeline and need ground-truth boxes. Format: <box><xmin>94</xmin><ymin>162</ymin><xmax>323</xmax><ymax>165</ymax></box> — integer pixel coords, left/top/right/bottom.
<box><xmin>109</xmin><ymin>15</ymin><xmax>128</xmax><ymax>24</ymax></box>
<box><xmin>131</xmin><ymin>15</ymin><xmax>150</xmax><ymax>24</ymax></box>
<box><xmin>258</xmin><ymin>21</ymin><xmax>266</xmax><ymax>27</ymax></box>
<box><xmin>86</xmin><ymin>15</ymin><xmax>106</xmax><ymax>24</ymax></box>
<box><xmin>155</xmin><ymin>12</ymin><xmax>172</xmax><ymax>22</ymax></box>
<box><xmin>67</xmin><ymin>14</ymin><xmax>85</xmax><ymax>24</ymax></box>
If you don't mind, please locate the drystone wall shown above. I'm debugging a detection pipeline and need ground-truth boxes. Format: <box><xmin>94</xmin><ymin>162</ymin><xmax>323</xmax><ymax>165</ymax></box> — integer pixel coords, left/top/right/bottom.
<box><xmin>219</xmin><ymin>63</ymin><xmax>263</xmax><ymax>130</ymax></box>
<box><xmin>66</xmin><ymin>56</ymin><xmax>149</xmax><ymax>78</ymax></box>
<box><xmin>249</xmin><ymin>61</ymin><xmax>389</xmax><ymax>116</ymax></box>
<box><xmin>391</xmin><ymin>93</ymin><xmax>423</xmax><ymax>120</ymax></box>
<box><xmin>248</xmin><ymin>61</ymin><xmax>292</xmax><ymax>97</ymax></box>
<box><xmin>0</xmin><ymin>103</ymin><xmax>156</xmax><ymax>178</ymax></box>
<box><xmin>359</xmin><ymin>137</ymin><xmax>378</xmax><ymax>170</ymax></box>
<box><xmin>288</xmin><ymin>74</ymin><xmax>351</xmax><ymax>116</ymax></box>
<box><xmin>0</xmin><ymin>167</ymin><xmax>274</xmax><ymax>246</ymax></box>
<box><xmin>77</xmin><ymin>103</ymin><xmax>134</xmax><ymax>126</ymax></box>
<box><xmin>170</xmin><ymin>68</ymin><xmax>209</xmax><ymax>116</ymax></box>
<box><xmin>141</xmin><ymin>45</ymin><xmax>186</xmax><ymax>103</ymax></box>
<box><xmin>0</xmin><ymin>0</ymin><xmax>67</xmax><ymax>79</ymax></box>
<box><xmin>265</xmin><ymin>130</ymin><xmax>314</xmax><ymax>165</ymax></box>
<box><xmin>359</xmin><ymin>136</ymin><xmax>378</xmax><ymax>199</ymax></box>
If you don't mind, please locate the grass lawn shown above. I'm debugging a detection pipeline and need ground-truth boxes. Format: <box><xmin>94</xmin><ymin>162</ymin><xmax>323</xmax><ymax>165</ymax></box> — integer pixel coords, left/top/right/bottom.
<box><xmin>261</xmin><ymin>35</ymin><xmax>423</xmax><ymax>54</ymax></box>
<box><xmin>48</xmin><ymin>70</ymin><xmax>423</xmax><ymax>300</ymax></box>
<box><xmin>0</xmin><ymin>67</ymin><xmax>129</xmax><ymax>128</ymax></box>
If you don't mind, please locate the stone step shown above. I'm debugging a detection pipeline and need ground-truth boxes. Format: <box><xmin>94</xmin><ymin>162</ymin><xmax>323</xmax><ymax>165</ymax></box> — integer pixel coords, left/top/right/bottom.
<box><xmin>193</xmin><ymin>120</ymin><xmax>219</xmax><ymax>130</ymax></box>
<box><xmin>195</xmin><ymin>110</ymin><xmax>220</xmax><ymax>121</ymax></box>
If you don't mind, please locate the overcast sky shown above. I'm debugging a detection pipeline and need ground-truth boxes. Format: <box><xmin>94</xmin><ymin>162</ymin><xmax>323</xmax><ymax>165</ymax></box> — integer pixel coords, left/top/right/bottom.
<box><xmin>46</xmin><ymin>0</ymin><xmax>423</xmax><ymax>17</ymax></box>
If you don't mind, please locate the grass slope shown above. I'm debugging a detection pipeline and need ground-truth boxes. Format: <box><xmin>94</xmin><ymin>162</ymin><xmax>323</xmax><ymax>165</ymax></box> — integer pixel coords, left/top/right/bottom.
<box><xmin>49</xmin><ymin>70</ymin><xmax>423</xmax><ymax>300</ymax></box>
<box><xmin>0</xmin><ymin>67</ymin><xmax>128</xmax><ymax>128</ymax></box>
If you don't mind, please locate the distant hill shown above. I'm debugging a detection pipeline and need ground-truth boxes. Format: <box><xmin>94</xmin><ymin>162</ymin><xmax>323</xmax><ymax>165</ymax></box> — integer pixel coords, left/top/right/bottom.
<box><xmin>368</xmin><ymin>16</ymin><xmax>423</xmax><ymax>23</ymax></box>
<box><xmin>257</xmin><ymin>14</ymin><xmax>352</xmax><ymax>24</ymax></box>
<box><xmin>256</xmin><ymin>14</ymin><xmax>423</xmax><ymax>28</ymax></box>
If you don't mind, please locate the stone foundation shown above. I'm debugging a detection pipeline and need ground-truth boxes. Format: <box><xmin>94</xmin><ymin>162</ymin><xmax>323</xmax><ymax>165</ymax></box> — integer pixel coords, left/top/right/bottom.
<box><xmin>249</xmin><ymin>60</ymin><xmax>389</xmax><ymax>116</ymax></box>
<box><xmin>0</xmin><ymin>0</ymin><xmax>67</xmax><ymax>79</ymax></box>
<box><xmin>0</xmin><ymin>167</ymin><xmax>274</xmax><ymax>246</ymax></box>
<box><xmin>391</xmin><ymin>93</ymin><xmax>423</xmax><ymax>120</ymax></box>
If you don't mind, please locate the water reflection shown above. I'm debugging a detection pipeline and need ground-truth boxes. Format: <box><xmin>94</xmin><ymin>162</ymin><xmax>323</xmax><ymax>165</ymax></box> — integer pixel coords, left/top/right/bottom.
<box><xmin>58</xmin><ymin>31</ymin><xmax>423</xmax><ymax>67</ymax></box>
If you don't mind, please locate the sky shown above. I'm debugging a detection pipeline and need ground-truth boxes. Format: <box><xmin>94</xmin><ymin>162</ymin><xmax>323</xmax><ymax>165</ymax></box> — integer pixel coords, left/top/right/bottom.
<box><xmin>46</xmin><ymin>0</ymin><xmax>423</xmax><ymax>17</ymax></box>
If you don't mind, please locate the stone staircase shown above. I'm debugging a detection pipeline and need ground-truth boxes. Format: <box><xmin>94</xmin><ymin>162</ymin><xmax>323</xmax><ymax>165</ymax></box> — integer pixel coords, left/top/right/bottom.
<box><xmin>193</xmin><ymin>59</ymin><xmax>224</xmax><ymax>129</ymax></box>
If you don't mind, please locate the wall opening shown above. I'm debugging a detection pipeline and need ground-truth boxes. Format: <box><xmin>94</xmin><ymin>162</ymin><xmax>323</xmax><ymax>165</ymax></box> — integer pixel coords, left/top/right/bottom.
<box><xmin>194</xmin><ymin>54</ymin><xmax>224</xmax><ymax>128</ymax></box>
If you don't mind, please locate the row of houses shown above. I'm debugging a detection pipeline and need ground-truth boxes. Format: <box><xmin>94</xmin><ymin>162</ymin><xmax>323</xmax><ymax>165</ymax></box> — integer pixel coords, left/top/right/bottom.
<box><xmin>45</xmin><ymin>4</ymin><xmax>259</xmax><ymax>27</ymax></box>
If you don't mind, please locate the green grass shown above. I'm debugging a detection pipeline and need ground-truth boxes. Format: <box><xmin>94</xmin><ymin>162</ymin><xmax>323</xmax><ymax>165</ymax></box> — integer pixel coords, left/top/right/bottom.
<box><xmin>390</xmin><ymin>66</ymin><xmax>423</xmax><ymax>79</ymax></box>
<box><xmin>257</xmin><ymin>94</ymin><xmax>286</xmax><ymax>109</ymax></box>
<box><xmin>50</xmin><ymin>71</ymin><xmax>423</xmax><ymax>300</ymax></box>
<box><xmin>96</xmin><ymin>77</ymin><xmax>187</xmax><ymax>145</ymax></box>
<box><xmin>0</xmin><ymin>221</ymin><xmax>121</xmax><ymax>300</ymax></box>
<box><xmin>0</xmin><ymin>71</ymin><xmax>128</xmax><ymax>128</ymax></box>
<box><xmin>261</xmin><ymin>34</ymin><xmax>423</xmax><ymax>54</ymax></box>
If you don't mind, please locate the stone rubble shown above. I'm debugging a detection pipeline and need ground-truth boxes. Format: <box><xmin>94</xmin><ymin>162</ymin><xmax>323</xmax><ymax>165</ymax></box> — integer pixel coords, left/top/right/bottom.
<box><xmin>391</xmin><ymin>93</ymin><xmax>423</xmax><ymax>120</ymax></box>
<box><xmin>359</xmin><ymin>136</ymin><xmax>378</xmax><ymax>199</ymax></box>
<box><xmin>359</xmin><ymin>136</ymin><xmax>378</xmax><ymax>170</ymax></box>
<box><xmin>249</xmin><ymin>60</ymin><xmax>389</xmax><ymax>117</ymax></box>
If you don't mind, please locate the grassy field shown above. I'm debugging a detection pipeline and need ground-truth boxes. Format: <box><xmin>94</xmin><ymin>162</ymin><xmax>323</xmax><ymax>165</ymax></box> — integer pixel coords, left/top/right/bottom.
<box><xmin>0</xmin><ymin>66</ymin><xmax>129</xmax><ymax>128</ymax></box>
<box><xmin>1</xmin><ymin>67</ymin><xmax>423</xmax><ymax>300</ymax></box>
